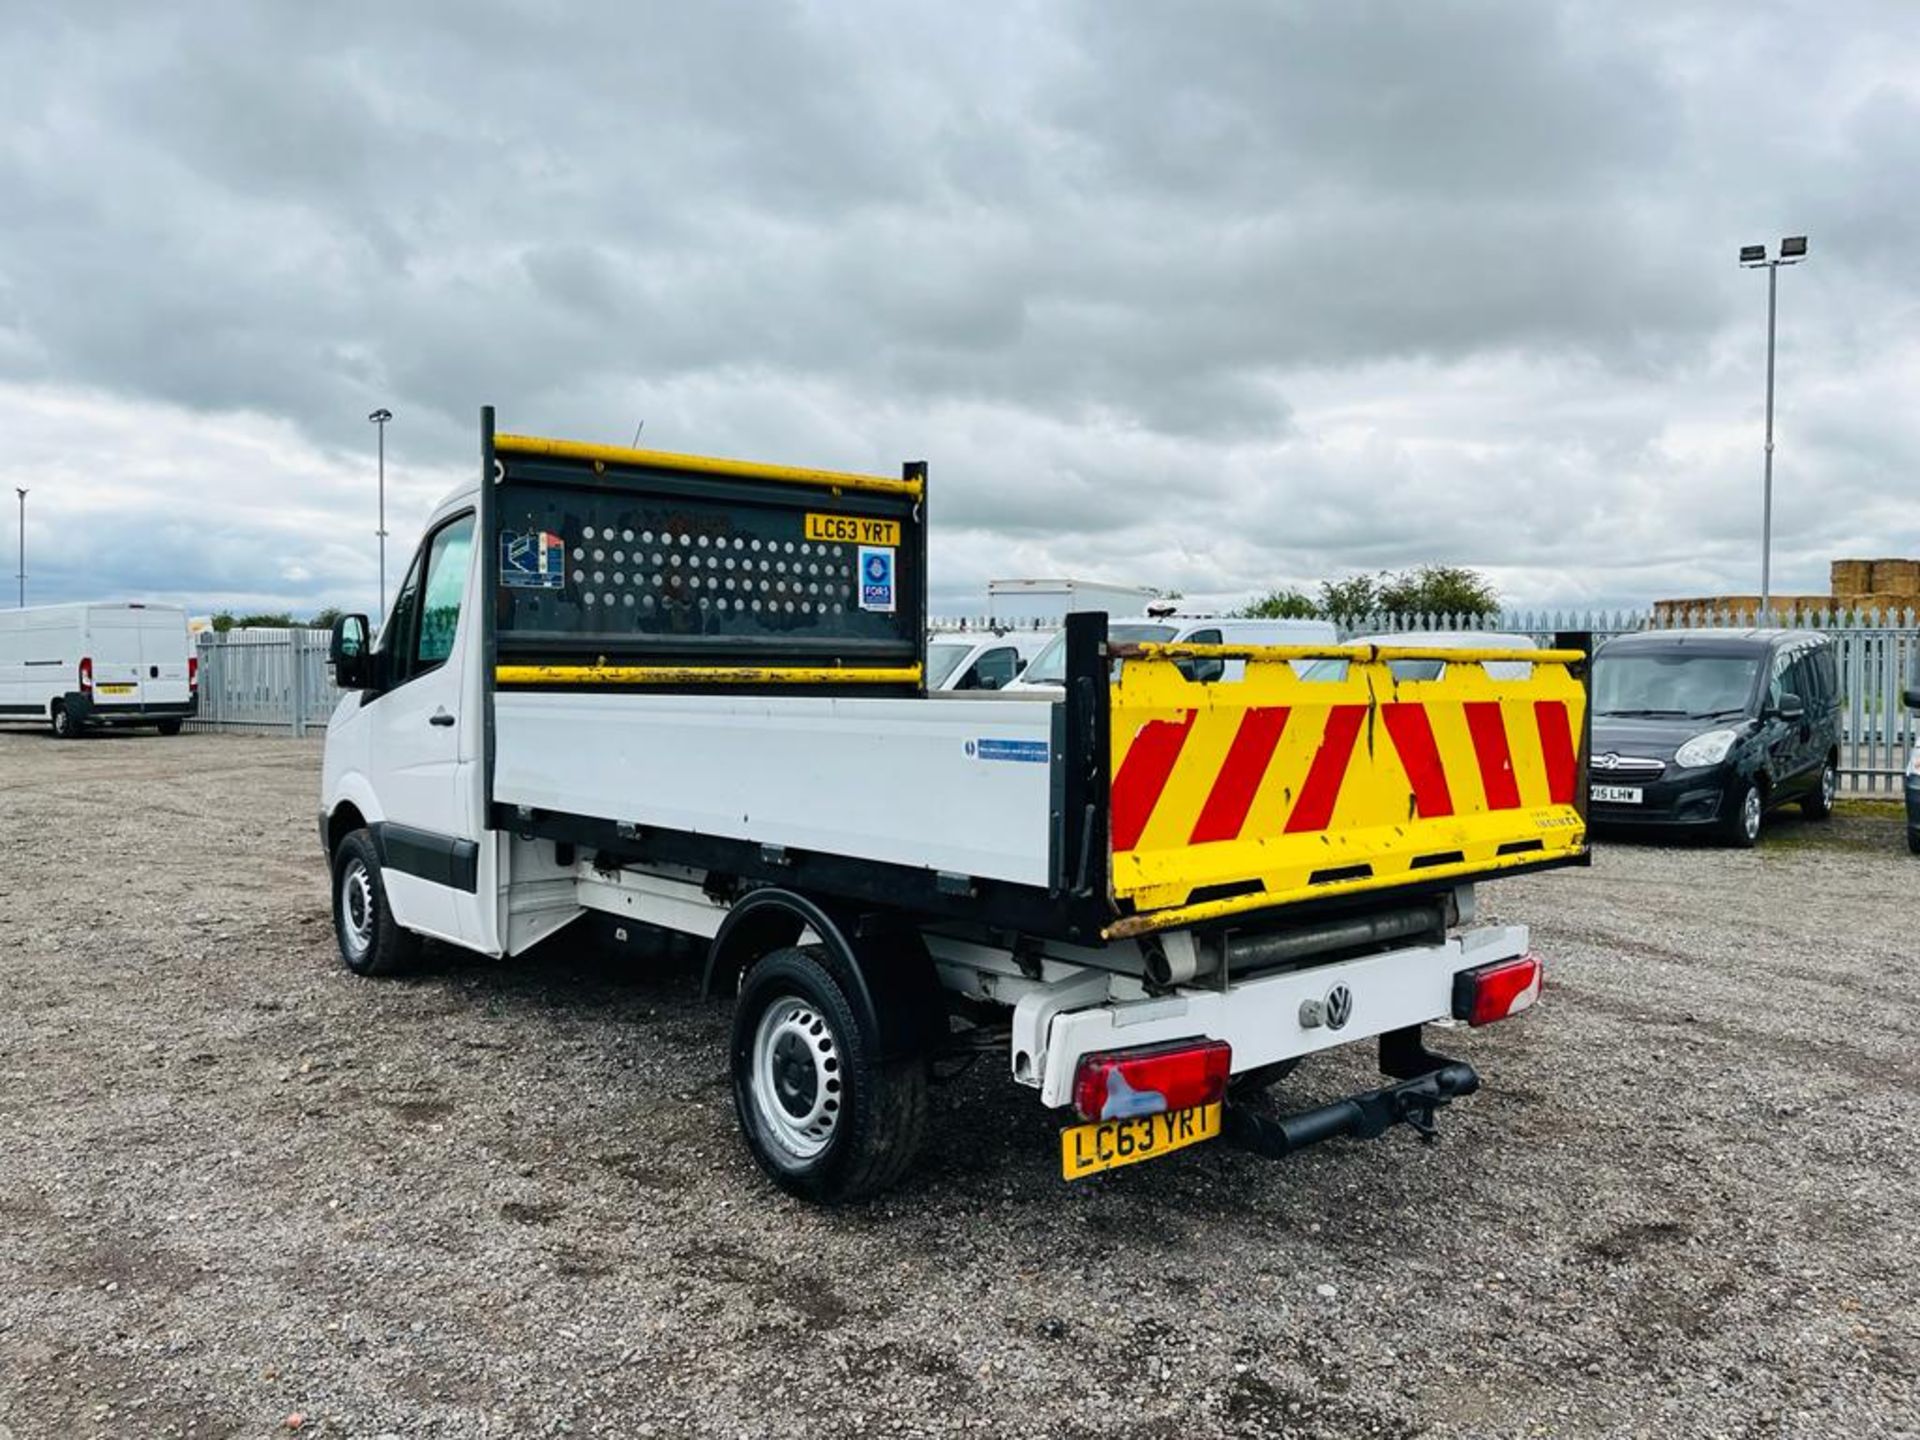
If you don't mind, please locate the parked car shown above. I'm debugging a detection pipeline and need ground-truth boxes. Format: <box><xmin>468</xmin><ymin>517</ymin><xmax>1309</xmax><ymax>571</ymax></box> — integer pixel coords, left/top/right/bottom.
<box><xmin>925</xmin><ymin>628</ymin><xmax>1052</xmax><ymax>691</ymax></box>
<box><xmin>1298</xmin><ymin>631</ymin><xmax>1538</xmax><ymax>684</ymax></box>
<box><xmin>1006</xmin><ymin>614</ymin><xmax>1339</xmax><ymax>691</ymax></box>
<box><xmin>1588</xmin><ymin>629</ymin><xmax>1841</xmax><ymax>847</ymax></box>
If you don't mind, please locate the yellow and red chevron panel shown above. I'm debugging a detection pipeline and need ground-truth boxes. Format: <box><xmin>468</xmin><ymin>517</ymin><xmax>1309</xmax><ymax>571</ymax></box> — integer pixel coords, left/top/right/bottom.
<box><xmin>1105</xmin><ymin>646</ymin><xmax>1587</xmax><ymax>934</ymax></box>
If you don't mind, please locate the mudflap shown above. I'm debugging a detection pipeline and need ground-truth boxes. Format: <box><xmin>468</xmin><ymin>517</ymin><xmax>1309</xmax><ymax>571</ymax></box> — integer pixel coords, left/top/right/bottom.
<box><xmin>1222</xmin><ymin>1025</ymin><xmax>1480</xmax><ymax>1159</ymax></box>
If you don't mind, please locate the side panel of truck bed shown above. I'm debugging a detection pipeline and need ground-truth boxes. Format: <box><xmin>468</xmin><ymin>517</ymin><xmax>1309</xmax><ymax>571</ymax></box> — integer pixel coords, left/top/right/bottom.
<box><xmin>493</xmin><ymin>691</ymin><xmax>1057</xmax><ymax>886</ymax></box>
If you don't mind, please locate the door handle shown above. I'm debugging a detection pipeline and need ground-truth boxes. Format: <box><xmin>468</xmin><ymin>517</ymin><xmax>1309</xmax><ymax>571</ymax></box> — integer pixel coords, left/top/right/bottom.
<box><xmin>429</xmin><ymin>709</ymin><xmax>456</xmax><ymax>727</ymax></box>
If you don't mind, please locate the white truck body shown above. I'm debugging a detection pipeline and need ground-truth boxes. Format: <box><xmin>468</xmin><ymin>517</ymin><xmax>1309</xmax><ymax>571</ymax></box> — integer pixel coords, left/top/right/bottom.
<box><xmin>0</xmin><ymin>602</ymin><xmax>196</xmax><ymax>736</ymax></box>
<box><xmin>988</xmin><ymin>578</ymin><xmax>1161</xmax><ymax>624</ymax></box>
<box><xmin>317</xmin><ymin>417</ymin><xmax>1588</xmax><ymax>1201</ymax></box>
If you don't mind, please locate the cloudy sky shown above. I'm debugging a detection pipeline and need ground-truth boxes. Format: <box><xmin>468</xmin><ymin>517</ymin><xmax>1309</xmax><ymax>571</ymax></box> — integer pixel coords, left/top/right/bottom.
<box><xmin>3</xmin><ymin>0</ymin><xmax>1915</xmax><ymax>619</ymax></box>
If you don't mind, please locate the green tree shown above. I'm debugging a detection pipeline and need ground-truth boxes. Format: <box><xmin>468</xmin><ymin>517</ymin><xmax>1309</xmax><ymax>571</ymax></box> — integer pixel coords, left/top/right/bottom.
<box><xmin>211</xmin><ymin>612</ymin><xmax>236</xmax><ymax>633</ymax></box>
<box><xmin>1375</xmin><ymin>565</ymin><xmax>1500</xmax><ymax>620</ymax></box>
<box><xmin>309</xmin><ymin>606</ymin><xmax>345</xmax><ymax>630</ymax></box>
<box><xmin>233</xmin><ymin>611</ymin><xmax>296</xmax><ymax>629</ymax></box>
<box><xmin>1238</xmin><ymin>587</ymin><xmax>1320</xmax><ymax>620</ymax></box>
<box><xmin>1318</xmin><ymin>574</ymin><xmax>1380</xmax><ymax>622</ymax></box>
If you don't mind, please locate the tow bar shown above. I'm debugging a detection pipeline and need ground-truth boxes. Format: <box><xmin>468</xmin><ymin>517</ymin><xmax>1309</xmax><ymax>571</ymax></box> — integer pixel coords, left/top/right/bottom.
<box><xmin>1223</xmin><ymin>1026</ymin><xmax>1479</xmax><ymax>1159</ymax></box>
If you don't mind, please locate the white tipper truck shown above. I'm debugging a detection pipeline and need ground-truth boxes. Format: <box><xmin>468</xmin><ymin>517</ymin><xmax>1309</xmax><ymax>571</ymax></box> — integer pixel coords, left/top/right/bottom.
<box><xmin>318</xmin><ymin>411</ymin><xmax>1591</xmax><ymax>1202</ymax></box>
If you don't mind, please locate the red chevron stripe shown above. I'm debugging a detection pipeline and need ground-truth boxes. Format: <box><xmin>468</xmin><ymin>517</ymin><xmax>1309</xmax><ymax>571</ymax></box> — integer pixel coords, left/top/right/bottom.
<box><xmin>1464</xmin><ymin>701</ymin><xmax>1521</xmax><ymax>810</ymax></box>
<box><xmin>1382</xmin><ymin>703</ymin><xmax>1455</xmax><ymax>818</ymax></box>
<box><xmin>1534</xmin><ymin>700</ymin><xmax>1578</xmax><ymax>805</ymax></box>
<box><xmin>1110</xmin><ymin>710</ymin><xmax>1197</xmax><ymax>852</ymax></box>
<box><xmin>1189</xmin><ymin>706</ymin><xmax>1291</xmax><ymax>844</ymax></box>
<box><xmin>1284</xmin><ymin>704</ymin><xmax>1367</xmax><ymax>834</ymax></box>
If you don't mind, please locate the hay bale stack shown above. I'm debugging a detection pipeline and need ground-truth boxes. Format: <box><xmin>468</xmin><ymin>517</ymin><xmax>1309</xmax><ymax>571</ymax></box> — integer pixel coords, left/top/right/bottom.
<box><xmin>1869</xmin><ymin>559</ymin><xmax>1920</xmax><ymax>597</ymax></box>
<box><xmin>1830</xmin><ymin>559</ymin><xmax>1873</xmax><ymax>597</ymax></box>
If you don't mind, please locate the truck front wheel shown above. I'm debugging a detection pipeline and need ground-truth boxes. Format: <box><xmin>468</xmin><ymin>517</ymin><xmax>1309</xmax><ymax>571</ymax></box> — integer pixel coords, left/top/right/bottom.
<box><xmin>331</xmin><ymin>829</ymin><xmax>422</xmax><ymax>977</ymax></box>
<box><xmin>730</xmin><ymin>946</ymin><xmax>927</xmax><ymax>1204</ymax></box>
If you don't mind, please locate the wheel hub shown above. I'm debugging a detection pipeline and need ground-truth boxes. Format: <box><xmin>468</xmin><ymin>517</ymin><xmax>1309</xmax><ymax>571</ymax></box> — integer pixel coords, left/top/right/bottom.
<box><xmin>339</xmin><ymin>859</ymin><xmax>374</xmax><ymax>957</ymax></box>
<box><xmin>750</xmin><ymin>997</ymin><xmax>843</xmax><ymax>1161</ymax></box>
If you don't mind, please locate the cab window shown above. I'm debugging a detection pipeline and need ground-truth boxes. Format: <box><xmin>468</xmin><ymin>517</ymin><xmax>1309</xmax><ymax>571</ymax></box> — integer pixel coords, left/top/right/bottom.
<box><xmin>384</xmin><ymin>512</ymin><xmax>474</xmax><ymax>688</ymax></box>
<box><xmin>962</xmin><ymin>646</ymin><xmax>1021</xmax><ymax>691</ymax></box>
<box><xmin>1177</xmin><ymin>628</ymin><xmax>1225</xmax><ymax>684</ymax></box>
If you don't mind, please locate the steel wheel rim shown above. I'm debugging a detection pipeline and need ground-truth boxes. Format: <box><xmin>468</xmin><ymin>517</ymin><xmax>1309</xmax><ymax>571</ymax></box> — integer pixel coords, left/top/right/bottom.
<box><xmin>1743</xmin><ymin>787</ymin><xmax>1763</xmax><ymax>840</ymax></box>
<box><xmin>339</xmin><ymin>858</ymin><xmax>374</xmax><ymax>958</ymax></box>
<box><xmin>750</xmin><ymin>995</ymin><xmax>843</xmax><ymax>1162</ymax></box>
<box><xmin>1822</xmin><ymin>765</ymin><xmax>1836</xmax><ymax>809</ymax></box>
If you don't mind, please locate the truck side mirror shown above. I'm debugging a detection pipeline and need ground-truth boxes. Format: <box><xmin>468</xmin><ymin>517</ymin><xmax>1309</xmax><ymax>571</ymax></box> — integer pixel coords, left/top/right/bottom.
<box><xmin>330</xmin><ymin>613</ymin><xmax>373</xmax><ymax>690</ymax></box>
<box><xmin>1775</xmin><ymin>691</ymin><xmax>1805</xmax><ymax>722</ymax></box>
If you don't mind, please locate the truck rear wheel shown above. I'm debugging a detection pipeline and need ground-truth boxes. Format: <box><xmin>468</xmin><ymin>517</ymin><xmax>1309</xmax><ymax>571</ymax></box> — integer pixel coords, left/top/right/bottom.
<box><xmin>331</xmin><ymin>829</ymin><xmax>422</xmax><ymax>977</ymax></box>
<box><xmin>50</xmin><ymin>702</ymin><xmax>79</xmax><ymax>740</ymax></box>
<box><xmin>730</xmin><ymin>945</ymin><xmax>927</xmax><ymax>1204</ymax></box>
<box><xmin>157</xmin><ymin>718</ymin><xmax>183</xmax><ymax>736</ymax></box>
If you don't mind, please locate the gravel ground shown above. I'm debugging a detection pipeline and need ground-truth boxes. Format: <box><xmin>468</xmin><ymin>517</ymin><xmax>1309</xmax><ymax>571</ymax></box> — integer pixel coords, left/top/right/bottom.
<box><xmin>1</xmin><ymin>731</ymin><xmax>1915</xmax><ymax>1440</ymax></box>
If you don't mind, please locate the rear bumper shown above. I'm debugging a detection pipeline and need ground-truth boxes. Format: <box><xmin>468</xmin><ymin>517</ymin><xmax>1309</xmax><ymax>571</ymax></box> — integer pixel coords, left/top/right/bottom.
<box><xmin>66</xmin><ymin>692</ymin><xmax>198</xmax><ymax>724</ymax></box>
<box><xmin>1021</xmin><ymin>923</ymin><xmax>1531</xmax><ymax>1109</ymax></box>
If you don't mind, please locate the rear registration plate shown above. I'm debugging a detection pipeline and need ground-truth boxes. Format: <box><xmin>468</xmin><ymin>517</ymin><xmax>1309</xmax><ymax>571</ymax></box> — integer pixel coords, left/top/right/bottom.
<box><xmin>96</xmin><ymin>683</ymin><xmax>135</xmax><ymax>695</ymax></box>
<box><xmin>1060</xmin><ymin>1102</ymin><xmax>1222</xmax><ymax>1181</ymax></box>
<box><xmin>1590</xmin><ymin>785</ymin><xmax>1643</xmax><ymax>804</ymax></box>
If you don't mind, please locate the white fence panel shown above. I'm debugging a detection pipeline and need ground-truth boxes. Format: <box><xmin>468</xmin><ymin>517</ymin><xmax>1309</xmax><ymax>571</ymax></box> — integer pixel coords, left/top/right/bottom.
<box><xmin>188</xmin><ymin>629</ymin><xmax>338</xmax><ymax>736</ymax></box>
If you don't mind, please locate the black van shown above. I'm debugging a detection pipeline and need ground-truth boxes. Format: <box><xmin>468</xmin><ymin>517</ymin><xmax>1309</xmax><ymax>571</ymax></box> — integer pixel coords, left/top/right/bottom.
<box><xmin>1588</xmin><ymin>630</ymin><xmax>1842</xmax><ymax>847</ymax></box>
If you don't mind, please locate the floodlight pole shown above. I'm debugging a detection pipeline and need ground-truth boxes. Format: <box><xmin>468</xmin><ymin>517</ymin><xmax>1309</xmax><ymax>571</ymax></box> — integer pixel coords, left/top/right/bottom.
<box><xmin>1741</xmin><ymin>238</ymin><xmax>1805</xmax><ymax>622</ymax></box>
<box><xmin>368</xmin><ymin>408</ymin><xmax>393</xmax><ymax>618</ymax></box>
<box><xmin>13</xmin><ymin>487</ymin><xmax>24</xmax><ymax>609</ymax></box>
<box><xmin>1761</xmin><ymin>261</ymin><xmax>1777</xmax><ymax>618</ymax></box>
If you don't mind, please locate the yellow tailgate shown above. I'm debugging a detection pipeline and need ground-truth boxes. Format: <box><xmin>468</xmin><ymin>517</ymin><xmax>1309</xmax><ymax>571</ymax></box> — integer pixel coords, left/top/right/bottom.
<box><xmin>1104</xmin><ymin>644</ymin><xmax>1587</xmax><ymax>937</ymax></box>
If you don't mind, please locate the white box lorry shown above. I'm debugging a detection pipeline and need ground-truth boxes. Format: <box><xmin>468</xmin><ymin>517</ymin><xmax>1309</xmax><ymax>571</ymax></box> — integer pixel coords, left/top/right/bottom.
<box><xmin>0</xmin><ymin>602</ymin><xmax>197</xmax><ymax>738</ymax></box>
<box><xmin>988</xmin><ymin>578</ymin><xmax>1162</xmax><ymax>624</ymax></box>
<box><xmin>318</xmin><ymin>412</ymin><xmax>1591</xmax><ymax>1202</ymax></box>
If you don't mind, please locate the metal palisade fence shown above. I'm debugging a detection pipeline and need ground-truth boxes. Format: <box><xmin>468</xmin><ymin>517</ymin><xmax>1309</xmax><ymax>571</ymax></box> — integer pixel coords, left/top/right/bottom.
<box><xmin>200</xmin><ymin>611</ymin><xmax>1919</xmax><ymax>787</ymax></box>
<box><xmin>188</xmin><ymin>628</ymin><xmax>338</xmax><ymax>737</ymax></box>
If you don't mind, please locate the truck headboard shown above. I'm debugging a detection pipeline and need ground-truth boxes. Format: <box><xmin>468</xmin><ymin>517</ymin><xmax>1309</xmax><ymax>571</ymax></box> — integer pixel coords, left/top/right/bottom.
<box><xmin>1062</xmin><ymin>616</ymin><xmax>1591</xmax><ymax>939</ymax></box>
<box><xmin>482</xmin><ymin>418</ymin><xmax>927</xmax><ymax>693</ymax></box>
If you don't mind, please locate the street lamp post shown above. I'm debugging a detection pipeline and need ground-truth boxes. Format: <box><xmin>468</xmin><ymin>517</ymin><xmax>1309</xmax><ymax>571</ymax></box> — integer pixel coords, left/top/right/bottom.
<box><xmin>13</xmin><ymin>487</ymin><xmax>24</xmax><ymax>609</ymax></box>
<box><xmin>368</xmin><ymin>408</ymin><xmax>393</xmax><ymax>618</ymax></box>
<box><xmin>1738</xmin><ymin>236</ymin><xmax>1808</xmax><ymax>619</ymax></box>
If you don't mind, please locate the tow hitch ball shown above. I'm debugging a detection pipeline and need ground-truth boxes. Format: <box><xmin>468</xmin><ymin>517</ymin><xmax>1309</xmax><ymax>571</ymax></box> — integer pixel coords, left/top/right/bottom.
<box><xmin>1223</xmin><ymin>1026</ymin><xmax>1480</xmax><ymax>1160</ymax></box>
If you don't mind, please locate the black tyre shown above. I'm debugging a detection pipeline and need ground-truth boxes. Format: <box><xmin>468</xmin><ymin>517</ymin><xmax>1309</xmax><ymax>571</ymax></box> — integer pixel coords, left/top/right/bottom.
<box><xmin>1229</xmin><ymin>1057</ymin><xmax>1302</xmax><ymax>1100</ymax></box>
<box><xmin>1801</xmin><ymin>759</ymin><xmax>1836</xmax><ymax>819</ymax></box>
<box><xmin>156</xmin><ymin>718</ymin><xmax>183</xmax><ymax>737</ymax></box>
<box><xmin>730</xmin><ymin>945</ymin><xmax>928</xmax><ymax>1204</ymax></box>
<box><xmin>330</xmin><ymin>829</ymin><xmax>422</xmax><ymax>977</ymax></box>
<box><xmin>1720</xmin><ymin>779</ymin><xmax>1763</xmax><ymax>849</ymax></box>
<box><xmin>1908</xmin><ymin>828</ymin><xmax>1920</xmax><ymax>857</ymax></box>
<box><xmin>50</xmin><ymin>702</ymin><xmax>80</xmax><ymax>740</ymax></box>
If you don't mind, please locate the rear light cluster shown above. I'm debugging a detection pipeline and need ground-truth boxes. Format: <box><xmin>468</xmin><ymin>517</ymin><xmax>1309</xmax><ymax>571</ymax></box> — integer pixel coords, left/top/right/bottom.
<box><xmin>1071</xmin><ymin>1038</ymin><xmax>1231</xmax><ymax>1122</ymax></box>
<box><xmin>1452</xmin><ymin>953</ymin><xmax>1543</xmax><ymax>1027</ymax></box>
<box><xmin>188</xmin><ymin>655</ymin><xmax>199</xmax><ymax>694</ymax></box>
<box><xmin>78</xmin><ymin>656</ymin><xmax>93</xmax><ymax>696</ymax></box>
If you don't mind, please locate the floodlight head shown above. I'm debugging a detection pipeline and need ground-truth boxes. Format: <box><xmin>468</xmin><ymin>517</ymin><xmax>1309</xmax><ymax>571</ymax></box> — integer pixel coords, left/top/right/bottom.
<box><xmin>368</xmin><ymin>408</ymin><xmax>393</xmax><ymax>424</ymax></box>
<box><xmin>1739</xmin><ymin>244</ymin><xmax>1767</xmax><ymax>264</ymax></box>
<box><xmin>1779</xmin><ymin>235</ymin><xmax>1808</xmax><ymax>259</ymax></box>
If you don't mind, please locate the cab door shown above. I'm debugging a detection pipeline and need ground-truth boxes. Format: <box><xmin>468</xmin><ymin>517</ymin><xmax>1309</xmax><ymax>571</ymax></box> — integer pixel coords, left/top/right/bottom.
<box><xmin>361</xmin><ymin>512</ymin><xmax>476</xmax><ymax>941</ymax></box>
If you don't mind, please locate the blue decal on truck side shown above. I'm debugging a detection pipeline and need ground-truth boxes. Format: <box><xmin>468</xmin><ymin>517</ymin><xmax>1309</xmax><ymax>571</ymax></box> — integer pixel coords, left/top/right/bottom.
<box><xmin>969</xmin><ymin>738</ymin><xmax>1050</xmax><ymax>764</ymax></box>
<box><xmin>501</xmin><ymin>530</ymin><xmax>566</xmax><ymax>589</ymax></box>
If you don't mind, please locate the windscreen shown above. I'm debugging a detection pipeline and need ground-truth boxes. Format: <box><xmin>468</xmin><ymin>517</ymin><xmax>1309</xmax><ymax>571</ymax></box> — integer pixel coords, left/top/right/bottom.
<box><xmin>1020</xmin><ymin>623</ymin><xmax>1176</xmax><ymax>685</ymax></box>
<box><xmin>925</xmin><ymin>641</ymin><xmax>972</xmax><ymax>688</ymax></box>
<box><xmin>1594</xmin><ymin>652</ymin><xmax>1760</xmax><ymax>718</ymax></box>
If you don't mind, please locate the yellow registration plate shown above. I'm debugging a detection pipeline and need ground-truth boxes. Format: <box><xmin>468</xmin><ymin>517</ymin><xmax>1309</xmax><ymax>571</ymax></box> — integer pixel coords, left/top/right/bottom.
<box><xmin>804</xmin><ymin>512</ymin><xmax>900</xmax><ymax>547</ymax></box>
<box><xmin>1060</xmin><ymin>1102</ymin><xmax>1223</xmax><ymax>1181</ymax></box>
<box><xmin>96</xmin><ymin>683</ymin><xmax>135</xmax><ymax>695</ymax></box>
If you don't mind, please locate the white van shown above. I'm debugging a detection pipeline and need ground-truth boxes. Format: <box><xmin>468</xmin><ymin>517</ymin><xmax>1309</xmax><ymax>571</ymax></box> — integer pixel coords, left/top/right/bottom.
<box><xmin>0</xmin><ymin>602</ymin><xmax>197</xmax><ymax>738</ymax></box>
<box><xmin>1006</xmin><ymin>613</ymin><xmax>1340</xmax><ymax>691</ymax></box>
<box><xmin>925</xmin><ymin>628</ymin><xmax>1053</xmax><ymax>691</ymax></box>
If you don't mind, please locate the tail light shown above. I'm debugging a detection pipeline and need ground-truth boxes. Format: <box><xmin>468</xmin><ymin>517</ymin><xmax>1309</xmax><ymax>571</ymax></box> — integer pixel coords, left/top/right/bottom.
<box><xmin>188</xmin><ymin>655</ymin><xmax>199</xmax><ymax>694</ymax></box>
<box><xmin>1452</xmin><ymin>953</ymin><xmax>1543</xmax><ymax>1027</ymax></box>
<box><xmin>78</xmin><ymin>656</ymin><xmax>93</xmax><ymax>696</ymax></box>
<box><xmin>1071</xmin><ymin>1039</ymin><xmax>1231</xmax><ymax>1122</ymax></box>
